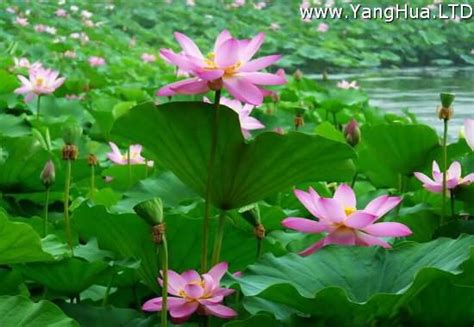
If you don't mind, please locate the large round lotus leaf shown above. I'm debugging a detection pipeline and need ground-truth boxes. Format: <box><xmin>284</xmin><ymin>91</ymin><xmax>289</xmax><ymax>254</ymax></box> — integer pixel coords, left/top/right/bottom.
<box><xmin>0</xmin><ymin>211</ymin><xmax>53</xmax><ymax>265</ymax></box>
<box><xmin>0</xmin><ymin>296</ymin><xmax>78</xmax><ymax>326</ymax></box>
<box><xmin>234</xmin><ymin>236</ymin><xmax>474</xmax><ymax>324</ymax></box>
<box><xmin>112</xmin><ymin>102</ymin><xmax>356</xmax><ymax>210</ymax></box>
<box><xmin>20</xmin><ymin>258</ymin><xmax>110</xmax><ymax>296</ymax></box>
<box><xmin>358</xmin><ymin>124</ymin><xmax>440</xmax><ymax>188</ymax></box>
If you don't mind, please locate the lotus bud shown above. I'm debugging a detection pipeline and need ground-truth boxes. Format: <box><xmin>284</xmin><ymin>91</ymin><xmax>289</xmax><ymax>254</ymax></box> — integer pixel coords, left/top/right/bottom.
<box><xmin>344</xmin><ymin>119</ymin><xmax>361</xmax><ymax>147</ymax></box>
<box><xmin>271</xmin><ymin>91</ymin><xmax>280</xmax><ymax>103</ymax></box>
<box><xmin>134</xmin><ymin>198</ymin><xmax>164</xmax><ymax>226</ymax></box>
<box><xmin>40</xmin><ymin>160</ymin><xmax>55</xmax><ymax>187</ymax></box>
<box><xmin>294</xmin><ymin>114</ymin><xmax>304</xmax><ymax>129</ymax></box>
<box><xmin>273</xmin><ymin>127</ymin><xmax>285</xmax><ymax>135</ymax></box>
<box><xmin>62</xmin><ymin>124</ymin><xmax>83</xmax><ymax>145</ymax></box>
<box><xmin>276</xmin><ymin>68</ymin><xmax>286</xmax><ymax>79</ymax></box>
<box><xmin>440</xmin><ymin>93</ymin><xmax>455</xmax><ymax>108</ymax></box>
<box><xmin>87</xmin><ymin>154</ymin><xmax>98</xmax><ymax>166</ymax></box>
<box><xmin>293</xmin><ymin>69</ymin><xmax>303</xmax><ymax>81</ymax></box>
<box><xmin>254</xmin><ymin>224</ymin><xmax>266</xmax><ymax>240</ymax></box>
<box><xmin>62</xmin><ymin>144</ymin><xmax>79</xmax><ymax>161</ymax></box>
<box><xmin>438</xmin><ymin>93</ymin><xmax>455</xmax><ymax>120</ymax></box>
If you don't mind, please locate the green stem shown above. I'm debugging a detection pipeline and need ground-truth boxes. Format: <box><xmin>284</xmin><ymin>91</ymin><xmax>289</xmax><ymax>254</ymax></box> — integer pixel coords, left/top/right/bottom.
<box><xmin>451</xmin><ymin>192</ymin><xmax>456</xmax><ymax>220</ymax></box>
<box><xmin>90</xmin><ymin>164</ymin><xmax>95</xmax><ymax>202</ymax></box>
<box><xmin>398</xmin><ymin>173</ymin><xmax>405</xmax><ymax>193</ymax></box>
<box><xmin>350</xmin><ymin>172</ymin><xmax>358</xmax><ymax>188</ymax></box>
<box><xmin>127</xmin><ymin>147</ymin><xmax>132</xmax><ymax>188</ymax></box>
<box><xmin>101</xmin><ymin>273</ymin><xmax>115</xmax><ymax>307</ymax></box>
<box><xmin>441</xmin><ymin>118</ymin><xmax>448</xmax><ymax>224</ymax></box>
<box><xmin>211</xmin><ymin>211</ymin><xmax>226</xmax><ymax>266</ymax></box>
<box><xmin>64</xmin><ymin>160</ymin><xmax>73</xmax><ymax>253</ymax></box>
<box><xmin>36</xmin><ymin>95</ymin><xmax>41</xmax><ymax>121</ymax></box>
<box><xmin>161</xmin><ymin>235</ymin><xmax>169</xmax><ymax>327</ymax></box>
<box><xmin>257</xmin><ymin>238</ymin><xmax>263</xmax><ymax>259</ymax></box>
<box><xmin>396</xmin><ymin>174</ymin><xmax>405</xmax><ymax>218</ymax></box>
<box><xmin>201</xmin><ymin>89</ymin><xmax>221</xmax><ymax>272</ymax></box>
<box><xmin>43</xmin><ymin>187</ymin><xmax>50</xmax><ymax>237</ymax></box>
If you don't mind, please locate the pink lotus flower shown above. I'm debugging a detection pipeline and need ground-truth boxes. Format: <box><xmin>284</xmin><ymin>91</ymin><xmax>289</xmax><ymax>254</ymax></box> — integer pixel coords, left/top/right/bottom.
<box><xmin>81</xmin><ymin>10</ymin><xmax>93</xmax><ymax>18</ymax></box>
<box><xmin>414</xmin><ymin>161</ymin><xmax>474</xmax><ymax>194</ymax></box>
<box><xmin>88</xmin><ymin>56</ymin><xmax>106</xmax><ymax>67</ymax></box>
<box><xmin>70</xmin><ymin>32</ymin><xmax>89</xmax><ymax>43</ymax></box>
<box><xmin>465</xmin><ymin>119</ymin><xmax>474</xmax><ymax>151</ymax></box>
<box><xmin>45</xmin><ymin>26</ymin><xmax>57</xmax><ymax>35</ymax></box>
<box><xmin>83</xmin><ymin>19</ymin><xmax>95</xmax><ymax>28</ymax></box>
<box><xmin>15</xmin><ymin>16</ymin><xmax>28</xmax><ymax>26</ymax></box>
<box><xmin>269</xmin><ymin>23</ymin><xmax>280</xmax><ymax>31</ymax></box>
<box><xmin>141</xmin><ymin>53</ymin><xmax>157</xmax><ymax>63</ymax></box>
<box><xmin>13</xmin><ymin>57</ymin><xmax>42</xmax><ymax>70</ymax></box>
<box><xmin>254</xmin><ymin>1</ymin><xmax>266</xmax><ymax>9</ymax></box>
<box><xmin>159</xmin><ymin>51</ymin><xmax>189</xmax><ymax>77</ymax></box>
<box><xmin>142</xmin><ymin>262</ymin><xmax>237</xmax><ymax>323</ymax></box>
<box><xmin>64</xmin><ymin>51</ymin><xmax>77</xmax><ymax>59</ymax></box>
<box><xmin>107</xmin><ymin>142</ymin><xmax>154</xmax><ymax>167</ymax></box>
<box><xmin>337</xmin><ymin>80</ymin><xmax>359</xmax><ymax>90</ymax></box>
<box><xmin>317</xmin><ymin>23</ymin><xmax>329</xmax><ymax>33</ymax></box>
<box><xmin>300</xmin><ymin>0</ymin><xmax>310</xmax><ymax>8</ymax></box>
<box><xmin>34</xmin><ymin>24</ymin><xmax>46</xmax><ymax>33</ymax></box>
<box><xmin>55</xmin><ymin>9</ymin><xmax>67</xmax><ymax>17</ymax></box>
<box><xmin>14</xmin><ymin>67</ymin><xmax>65</xmax><ymax>102</ymax></box>
<box><xmin>204</xmin><ymin>96</ymin><xmax>264</xmax><ymax>138</ymax></box>
<box><xmin>282</xmin><ymin>184</ymin><xmax>411</xmax><ymax>255</ymax></box>
<box><xmin>231</xmin><ymin>0</ymin><xmax>246</xmax><ymax>8</ymax></box>
<box><xmin>157</xmin><ymin>30</ymin><xmax>286</xmax><ymax>106</ymax></box>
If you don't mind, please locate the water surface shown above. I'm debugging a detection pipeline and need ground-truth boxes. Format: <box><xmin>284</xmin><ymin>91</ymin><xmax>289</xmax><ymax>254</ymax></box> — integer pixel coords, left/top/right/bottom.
<box><xmin>314</xmin><ymin>67</ymin><xmax>474</xmax><ymax>137</ymax></box>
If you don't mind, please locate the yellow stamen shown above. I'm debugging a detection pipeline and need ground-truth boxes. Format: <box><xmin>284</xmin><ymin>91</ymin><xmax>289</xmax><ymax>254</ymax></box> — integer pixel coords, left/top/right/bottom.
<box><xmin>223</xmin><ymin>61</ymin><xmax>242</xmax><ymax>77</ymax></box>
<box><xmin>189</xmin><ymin>280</ymin><xmax>205</xmax><ymax>288</ymax></box>
<box><xmin>344</xmin><ymin>207</ymin><xmax>356</xmax><ymax>216</ymax></box>
<box><xmin>35</xmin><ymin>78</ymin><xmax>45</xmax><ymax>87</ymax></box>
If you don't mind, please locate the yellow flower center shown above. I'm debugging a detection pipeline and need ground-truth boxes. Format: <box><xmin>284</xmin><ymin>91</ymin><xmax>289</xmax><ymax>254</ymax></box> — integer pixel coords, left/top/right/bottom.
<box><xmin>189</xmin><ymin>279</ymin><xmax>205</xmax><ymax>288</ymax></box>
<box><xmin>122</xmin><ymin>151</ymin><xmax>139</xmax><ymax>162</ymax></box>
<box><xmin>35</xmin><ymin>78</ymin><xmax>45</xmax><ymax>87</ymax></box>
<box><xmin>344</xmin><ymin>207</ymin><xmax>356</xmax><ymax>216</ymax></box>
<box><xmin>223</xmin><ymin>61</ymin><xmax>242</xmax><ymax>77</ymax></box>
<box><xmin>204</xmin><ymin>52</ymin><xmax>242</xmax><ymax>77</ymax></box>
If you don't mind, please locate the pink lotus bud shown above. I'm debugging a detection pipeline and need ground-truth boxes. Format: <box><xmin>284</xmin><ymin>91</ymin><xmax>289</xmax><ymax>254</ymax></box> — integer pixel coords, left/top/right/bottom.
<box><xmin>293</xmin><ymin>69</ymin><xmax>303</xmax><ymax>81</ymax></box>
<box><xmin>344</xmin><ymin>119</ymin><xmax>361</xmax><ymax>147</ymax></box>
<box><xmin>40</xmin><ymin>160</ymin><xmax>55</xmax><ymax>187</ymax></box>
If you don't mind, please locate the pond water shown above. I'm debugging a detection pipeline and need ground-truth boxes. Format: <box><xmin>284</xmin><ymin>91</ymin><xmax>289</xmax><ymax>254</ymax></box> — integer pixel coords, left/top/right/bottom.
<box><xmin>314</xmin><ymin>67</ymin><xmax>474</xmax><ymax>138</ymax></box>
